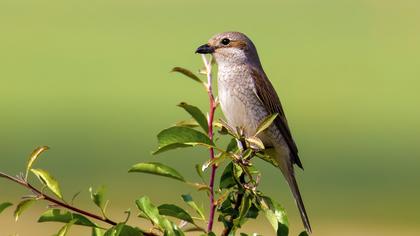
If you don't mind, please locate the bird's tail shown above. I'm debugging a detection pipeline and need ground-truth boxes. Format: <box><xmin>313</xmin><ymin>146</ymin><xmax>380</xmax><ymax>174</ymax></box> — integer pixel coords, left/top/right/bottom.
<box><xmin>271</xmin><ymin>148</ymin><xmax>312</xmax><ymax>234</ymax></box>
<box><xmin>285</xmin><ymin>172</ymin><xmax>312</xmax><ymax>234</ymax></box>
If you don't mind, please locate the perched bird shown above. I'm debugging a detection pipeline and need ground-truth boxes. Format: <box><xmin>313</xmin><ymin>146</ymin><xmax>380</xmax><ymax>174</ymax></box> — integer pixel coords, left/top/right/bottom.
<box><xmin>196</xmin><ymin>32</ymin><xmax>311</xmax><ymax>233</ymax></box>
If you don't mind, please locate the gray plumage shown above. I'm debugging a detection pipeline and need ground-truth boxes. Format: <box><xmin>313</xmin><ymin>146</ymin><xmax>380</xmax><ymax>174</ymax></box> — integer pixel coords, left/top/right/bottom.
<box><xmin>196</xmin><ymin>31</ymin><xmax>311</xmax><ymax>234</ymax></box>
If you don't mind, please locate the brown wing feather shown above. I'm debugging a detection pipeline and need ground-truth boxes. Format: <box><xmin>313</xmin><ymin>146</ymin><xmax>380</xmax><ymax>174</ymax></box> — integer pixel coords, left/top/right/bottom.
<box><xmin>251</xmin><ymin>67</ymin><xmax>303</xmax><ymax>169</ymax></box>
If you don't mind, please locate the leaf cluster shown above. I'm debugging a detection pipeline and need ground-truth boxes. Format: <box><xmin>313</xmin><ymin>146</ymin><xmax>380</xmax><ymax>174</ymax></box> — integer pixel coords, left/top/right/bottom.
<box><xmin>0</xmin><ymin>66</ymin><xmax>309</xmax><ymax>236</ymax></box>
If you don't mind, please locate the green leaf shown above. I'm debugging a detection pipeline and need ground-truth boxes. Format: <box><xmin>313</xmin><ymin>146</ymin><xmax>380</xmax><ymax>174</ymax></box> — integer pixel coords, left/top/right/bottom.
<box><xmin>26</xmin><ymin>146</ymin><xmax>49</xmax><ymax>180</ymax></box>
<box><xmin>202</xmin><ymin>153</ymin><xmax>230</xmax><ymax>172</ymax></box>
<box><xmin>216</xmin><ymin>119</ymin><xmax>237</xmax><ymax>138</ymax></box>
<box><xmin>153</xmin><ymin>126</ymin><xmax>214</xmax><ymax>154</ymax></box>
<box><xmin>92</xmin><ymin>228</ymin><xmax>104</xmax><ymax>236</ymax></box>
<box><xmin>123</xmin><ymin>208</ymin><xmax>132</xmax><ymax>224</ymax></box>
<box><xmin>255</xmin><ymin>113</ymin><xmax>278</xmax><ymax>136</ymax></box>
<box><xmin>55</xmin><ymin>219</ymin><xmax>77</xmax><ymax>236</ymax></box>
<box><xmin>188</xmin><ymin>182</ymin><xmax>211</xmax><ymax>193</ymax></box>
<box><xmin>154</xmin><ymin>143</ymin><xmax>192</xmax><ymax>154</ymax></box>
<box><xmin>71</xmin><ymin>191</ymin><xmax>81</xmax><ymax>205</ymax></box>
<box><xmin>129</xmin><ymin>162</ymin><xmax>185</xmax><ymax>182</ymax></box>
<box><xmin>181</xmin><ymin>194</ymin><xmax>205</xmax><ymax>220</ymax></box>
<box><xmin>136</xmin><ymin>196</ymin><xmax>160</xmax><ymax>225</ymax></box>
<box><xmin>176</xmin><ymin>119</ymin><xmax>199</xmax><ymax>128</ymax></box>
<box><xmin>172</xmin><ymin>67</ymin><xmax>203</xmax><ymax>84</ymax></box>
<box><xmin>245</xmin><ymin>136</ymin><xmax>265</xmax><ymax>150</ymax></box>
<box><xmin>258</xmin><ymin>149</ymin><xmax>280</xmax><ymax>168</ymax></box>
<box><xmin>0</xmin><ymin>202</ymin><xmax>13</xmax><ymax>214</ymax></box>
<box><xmin>219</xmin><ymin>163</ymin><xmax>236</xmax><ymax>189</ymax></box>
<box><xmin>233</xmin><ymin>193</ymin><xmax>251</xmax><ymax>227</ymax></box>
<box><xmin>298</xmin><ymin>231</ymin><xmax>309</xmax><ymax>236</ymax></box>
<box><xmin>226</xmin><ymin>138</ymin><xmax>238</xmax><ymax>153</ymax></box>
<box><xmin>31</xmin><ymin>168</ymin><xmax>63</xmax><ymax>199</ymax></box>
<box><xmin>89</xmin><ymin>186</ymin><xmax>107</xmax><ymax>211</ymax></box>
<box><xmin>158</xmin><ymin>204</ymin><xmax>194</xmax><ymax>224</ymax></box>
<box><xmin>14</xmin><ymin>199</ymin><xmax>35</xmax><ymax>221</ymax></box>
<box><xmin>104</xmin><ymin>223</ymin><xmax>144</xmax><ymax>236</ymax></box>
<box><xmin>38</xmin><ymin>209</ymin><xmax>97</xmax><ymax>227</ymax></box>
<box><xmin>241</xmin><ymin>149</ymin><xmax>254</xmax><ymax>160</ymax></box>
<box><xmin>232</xmin><ymin>163</ymin><xmax>244</xmax><ymax>186</ymax></box>
<box><xmin>245</xmin><ymin>202</ymin><xmax>259</xmax><ymax>219</ymax></box>
<box><xmin>177</xmin><ymin>102</ymin><xmax>209</xmax><ymax>133</ymax></box>
<box><xmin>259</xmin><ymin>196</ymin><xmax>289</xmax><ymax>236</ymax></box>
<box><xmin>194</xmin><ymin>164</ymin><xmax>206</xmax><ymax>183</ymax></box>
<box><xmin>136</xmin><ymin>196</ymin><xmax>174</xmax><ymax>234</ymax></box>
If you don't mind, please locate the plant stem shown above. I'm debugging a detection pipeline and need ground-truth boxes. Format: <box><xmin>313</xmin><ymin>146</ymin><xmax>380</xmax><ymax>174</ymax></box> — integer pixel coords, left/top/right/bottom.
<box><xmin>29</xmin><ymin>183</ymin><xmax>118</xmax><ymax>225</ymax></box>
<box><xmin>201</xmin><ymin>55</ymin><xmax>217</xmax><ymax>233</ymax></box>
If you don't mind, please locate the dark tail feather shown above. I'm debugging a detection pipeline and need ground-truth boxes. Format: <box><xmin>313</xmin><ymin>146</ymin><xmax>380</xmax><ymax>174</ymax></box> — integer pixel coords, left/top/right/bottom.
<box><xmin>286</xmin><ymin>173</ymin><xmax>312</xmax><ymax>234</ymax></box>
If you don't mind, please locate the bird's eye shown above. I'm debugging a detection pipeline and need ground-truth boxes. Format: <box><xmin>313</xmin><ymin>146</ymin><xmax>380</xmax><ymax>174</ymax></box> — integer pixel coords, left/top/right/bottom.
<box><xmin>221</xmin><ymin>38</ymin><xmax>230</xmax><ymax>45</ymax></box>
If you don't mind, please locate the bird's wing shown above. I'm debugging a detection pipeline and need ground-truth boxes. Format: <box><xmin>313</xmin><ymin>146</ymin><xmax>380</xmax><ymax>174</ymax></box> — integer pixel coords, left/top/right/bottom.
<box><xmin>250</xmin><ymin>67</ymin><xmax>303</xmax><ymax>169</ymax></box>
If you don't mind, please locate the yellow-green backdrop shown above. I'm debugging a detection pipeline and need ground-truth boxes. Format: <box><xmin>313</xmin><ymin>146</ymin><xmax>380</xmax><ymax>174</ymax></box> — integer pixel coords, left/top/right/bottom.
<box><xmin>1</xmin><ymin>0</ymin><xmax>419</xmax><ymax>235</ymax></box>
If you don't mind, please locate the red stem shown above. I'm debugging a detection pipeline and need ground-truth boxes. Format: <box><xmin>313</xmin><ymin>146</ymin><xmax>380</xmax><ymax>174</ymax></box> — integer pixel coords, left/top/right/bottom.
<box><xmin>206</xmin><ymin>85</ymin><xmax>217</xmax><ymax>233</ymax></box>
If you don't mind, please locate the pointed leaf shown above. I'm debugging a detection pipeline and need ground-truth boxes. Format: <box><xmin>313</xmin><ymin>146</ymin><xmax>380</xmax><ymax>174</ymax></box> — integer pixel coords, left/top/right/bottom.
<box><xmin>181</xmin><ymin>194</ymin><xmax>205</xmax><ymax>220</ymax></box>
<box><xmin>226</xmin><ymin>138</ymin><xmax>238</xmax><ymax>153</ymax></box>
<box><xmin>258</xmin><ymin>149</ymin><xmax>280</xmax><ymax>168</ymax></box>
<box><xmin>154</xmin><ymin>143</ymin><xmax>191</xmax><ymax>155</ymax></box>
<box><xmin>89</xmin><ymin>186</ymin><xmax>107</xmax><ymax>211</ymax></box>
<box><xmin>219</xmin><ymin>163</ymin><xmax>236</xmax><ymax>189</ymax></box>
<box><xmin>176</xmin><ymin>119</ymin><xmax>199</xmax><ymax>128</ymax></box>
<box><xmin>14</xmin><ymin>199</ymin><xmax>35</xmax><ymax>221</ymax></box>
<box><xmin>241</xmin><ymin>149</ymin><xmax>254</xmax><ymax>160</ymax></box>
<box><xmin>188</xmin><ymin>182</ymin><xmax>211</xmax><ymax>193</ymax></box>
<box><xmin>38</xmin><ymin>209</ymin><xmax>97</xmax><ymax>227</ymax></box>
<box><xmin>123</xmin><ymin>208</ymin><xmax>132</xmax><ymax>224</ymax></box>
<box><xmin>255</xmin><ymin>114</ymin><xmax>278</xmax><ymax>136</ymax></box>
<box><xmin>104</xmin><ymin>223</ymin><xmax>144</xmax><ymax>236</ymax></box>
<box><xmin>172</xmin><ymin>67</ymin><xmax>203</xmax><ymax>84</ymax></box>
<box><xmin>177</xmin><ymin>102</ymin><xmax>209</xmax><ymax>133</ymax></box>
<box><xmin>71</xmin><ymin>191</ymin><xmax>81</xmax><ymax>205</ymax></box>
<box><xmin>194</xmin><ymin>164</ymin><xmax>206</xmax><ymax>183</ymax></box>
<box><xmin>246</xmin><ymin>202</ymin><xmax>259</xmax><ymax>219</ymax></box>
<box><xmin>135</xmin><ymin>196</ymin><xmax>160</xmax><ymax>226</ymax></box>
<box><xmin>154</xmin><ymin>126</ymin><xmax>214</xmax><ymax>154</ymax></box>
<box><xmin>158</xmin><ymin>204</ymin><xmax>194</xmax><ymax>224</ymax></box>
<box><xmin>233</xmin><ymin>193</ymin><xmax>251</xmax><ymax>227</ymax></box>
<box><xmin>217</xmin><ymin>119</ymin><xmax>238</xmax><ymax>138</ymax></box>
<box><xmin>202</xmin><ymin>153</ymin><xmax>231</xmax><ymax>171</ymax></box>
<box><xmin>298</xmin><ymin>231</ymin><xmax>309</xmax><ymax>236</ymax></box>
<box><xmin>233</xmin><ymin>163</ymin><xmax>244</xmax><ymax>184</ymax></box>
<box><xmin>129</xmin><ymin>162</ymin><xmax>185</xmax><ymax>182</ymax></box>
<box><xmin>136</xmin><ymin>196</ymin><xmax>175</xmax><ymax>234</ymax></box>
<box><xmin>259</xmin><ymin>196</ymin><xmax>289</xmax><ymax>236</ymax></box>
<box><xmin>26</xmin><ymin>146</ymin><xmax>49</xmax><ymax>180</ymax></box>
<box><xmin>31</xmin><ymin>168</ymin><xmax>63</xmax><ymax>199</ymax></box>
<box><xmin>246</xmin><ymin>136</ymin><xmax>265</xmax><ymax>150</ymax></box>
<box><xmin>92</xmin><ymin>228</ymin><xmax>104</xmax><ymax>236</ymax></box>
<box><xmin>55</xmin><ymin>219</ymin><xmax>77</xmax><ymax>236</ymax></box>
<box><xmin>0</xmin><ymin>202</ymin><xmax>13</xmax><ymax>214</ymax></box>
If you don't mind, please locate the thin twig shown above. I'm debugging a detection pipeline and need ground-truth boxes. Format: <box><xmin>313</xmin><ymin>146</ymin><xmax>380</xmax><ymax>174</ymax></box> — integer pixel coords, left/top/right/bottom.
<box><xmin>201</xmin><ymin>54</ymin><xmax>218</xmax><ymax>233</ymax></box>
<box><xmin>0</xmin><ymin>171</ymin><xmax>158</xmax><ymax>236</ymax></box>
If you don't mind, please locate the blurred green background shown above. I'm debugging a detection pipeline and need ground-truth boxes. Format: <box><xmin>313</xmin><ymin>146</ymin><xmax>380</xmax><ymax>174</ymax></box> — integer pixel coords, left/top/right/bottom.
<box><xmin>1</xmin><ymin>0</ymin><xmax>419</xmax><ymax>235</ymax></box>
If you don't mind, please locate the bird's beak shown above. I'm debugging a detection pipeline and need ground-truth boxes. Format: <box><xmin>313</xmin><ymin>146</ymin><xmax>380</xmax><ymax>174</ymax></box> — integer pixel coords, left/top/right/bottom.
<box><xmin>195</xmin><ymin>44</ymin><xmax>215</xmax><ymax>54</ymax></box>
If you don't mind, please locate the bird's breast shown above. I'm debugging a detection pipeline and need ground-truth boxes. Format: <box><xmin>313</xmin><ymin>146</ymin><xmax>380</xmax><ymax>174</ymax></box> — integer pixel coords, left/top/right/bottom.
<box><xmin>217</xmin><ymin>70</ymin><xmax>269</xmax><ymax>138</ymax></box>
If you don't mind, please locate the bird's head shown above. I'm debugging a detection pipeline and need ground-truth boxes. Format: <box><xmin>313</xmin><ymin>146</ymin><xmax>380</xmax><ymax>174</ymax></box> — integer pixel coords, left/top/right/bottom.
<box><xmin>196</xmin><ymin>31</ymin><xmax>261</xmax><ymax>67</ymax></box>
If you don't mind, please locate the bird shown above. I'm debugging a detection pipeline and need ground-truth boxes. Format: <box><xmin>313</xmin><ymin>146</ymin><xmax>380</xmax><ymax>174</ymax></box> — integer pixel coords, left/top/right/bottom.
<box><xmin>195</xmin><ymin>31</ymin><xmax>311</xmax><ymax>234</ymax></box>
